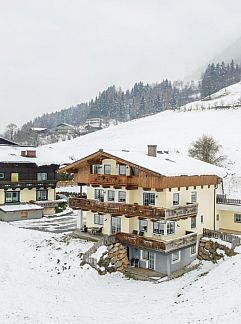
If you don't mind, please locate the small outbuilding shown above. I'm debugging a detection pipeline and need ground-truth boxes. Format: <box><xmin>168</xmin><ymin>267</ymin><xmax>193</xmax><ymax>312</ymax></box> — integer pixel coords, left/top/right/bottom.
<box><xmin>0</xmin><ymin>204</ymin><xmax>43</xmax><ymax>222</ymax></box>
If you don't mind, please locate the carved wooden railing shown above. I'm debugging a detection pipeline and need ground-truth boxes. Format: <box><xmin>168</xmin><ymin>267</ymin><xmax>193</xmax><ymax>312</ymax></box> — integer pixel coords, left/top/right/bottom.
<box><xmin>216</xmin><ymin>194</ymin><xmax>241</xmax><ymax>206</ymax></box>
<box><xmin>114</xmin><ymin>231</ymin><xmax>197</xmax><ymax>253</ymax></box>
<box><xmin>88</xmin><ymin>174</ymin><xmax>139</xmax><ymax>188</ymax></box>
<box><xmin>165</xmin><ymin>204</ymin><xmax>198</xmax><ymax>220</ymax></box>
<box><xmin>69</xmin><ymin>198</ymin><xmax>198</xmax><ymax>221</ymax></box>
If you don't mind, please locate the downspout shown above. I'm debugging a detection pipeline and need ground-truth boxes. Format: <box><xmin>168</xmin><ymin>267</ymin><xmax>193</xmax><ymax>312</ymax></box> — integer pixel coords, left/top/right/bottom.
<box><xmin>214</xmin><ymin>186</ymin><xmax>216</xmax><ymax>231</ymax></box>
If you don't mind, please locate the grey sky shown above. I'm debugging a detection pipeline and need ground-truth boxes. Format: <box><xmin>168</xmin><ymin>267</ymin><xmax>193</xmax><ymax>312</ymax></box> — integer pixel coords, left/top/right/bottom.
<box><xmin>1</xmin><ymin>0</ymin><xmax>241</xmax><ymax>131</ymax></box>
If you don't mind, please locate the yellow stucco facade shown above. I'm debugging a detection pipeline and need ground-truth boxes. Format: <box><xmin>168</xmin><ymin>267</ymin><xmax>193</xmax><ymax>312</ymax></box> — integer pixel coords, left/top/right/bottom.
<box><xmin>84</xmin><ymin>158</ymin><xmax>216</xmax><ymax>240</ymax></box>
<box><xmin>217</xmin><ymin>205</ymin><xmax>241</xmax><ymax>234</ymax></box>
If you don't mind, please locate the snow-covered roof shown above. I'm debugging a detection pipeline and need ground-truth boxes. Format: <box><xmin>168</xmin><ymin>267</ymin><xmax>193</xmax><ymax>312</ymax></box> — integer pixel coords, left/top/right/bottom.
<box><xmin>105</xmin><ymin>151</ymin><xmax>227</xmax><ymax>177</ymax></box>
<box><xmin>102</xmin><ymin>149</ymin><xmax>227</xmax><ymax>177</ymax></box>
<box><xmin>61</xmin><ymin>148</ymin><xmax>227</xmax><ymax>178</ymax></box>
<box><xmin>0</xmin><ymin>204</ymin><xmax>43</xmax><ymax>212</ymax></box>
<box><xmin>0</xmin><ymin>145</ymin><xmax>67</xmax><ymax>166</ymax></box>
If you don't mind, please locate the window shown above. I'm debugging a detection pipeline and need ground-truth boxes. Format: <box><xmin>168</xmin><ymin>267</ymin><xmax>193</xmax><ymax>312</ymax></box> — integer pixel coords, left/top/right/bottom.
<box><xmin>92</xmin><ymin>164</ymin><xmax>102</xmax><ymax>174</ymax></box>
<box><xmin>167</xmin><ymin>222</ymin><xmax>175</xmax><ymax>235</ymax></box>
<box><xmin>118</xmin><ymin>165</ymin><xmax>126</xmax><ymax>175</ymax></box>
<box><xmin>190</xmin><ymin>244</ymin><xmax>197</xmax><ymax>256</ymax></box>
<box><xmin>153</xmin><ymin>222</ymin><xmax>165</xmax><ymax>235</ymax></box>
<box><xmin>191</xmin><ymin>191</ymin><xmax>197</xmax><ymax>203</ymax></box>
<box><xmin>173</xmin><ymin>193</ymin><xmax>179</xmax><ymax>206</ymax></box>
<box><xmin>107</xmin><ymin>190</ymin><xmax>115</xmax><ymax>202</ymax></box>
<box><xmin>36</xmin><ymin>189</ymin><xmax>48</xmax><ymax>201</ymax></box>
<box><xmin>200</xmin><ymin>215</ymin><xmax>204</xmax><ymax>224</ymax></box>
<box><xmin>111</xmin><ymin>216</ymin><xmax>121</xmax><ymax>233</ymax></box>
<box><xmin>94</xmin><ymin>214</ymin><xmax>103</xmax><ymax>225</ymax></box>
<box><xmin>118</xmin><ymin>191</ymin><xmax>126</xmax><ymax>203</ymax></box>
<box><xmin>172</xmin><ymin>251</ymin><xmax>181</xmax><ymax>264</ymax></box>
<box><xmin>141</xmin><ymin>250</ymin><xmax>149</xmax><ymax>260</ymax></box>
<box><xmin>11</xmin><ymin>173</ymin><xmax>19</xmax><ymax>182</ymax></box>
<box><xmin>0</xmin><ymin>172</ymin><xmax>5</xmax><ymax>179</ymax></box>
<box><xmin>94</xmin><ymin>189</ymin><xmax>104</xmax><ymax>202</ymax></box>
<box><xmin>103</xmin><ymin>164</ymin><xmax>111</xmax><ymax>175</ymax></box>
<box><xmin>216</xmin><ymin>214</ymin><xmax>220</xmax><ymax>221</ymax></box>
<box><xmin>234</xmin><ymin>214</ymin><xmax>241</xmax><ymax>223</ymax></box>
<box><xmin>5</xmin><ymin>191</ymin><xmax>20</xmax><ymax>203</ymax></box>
<box><xmin>37</xmin><ymin>172</ymin><xmax>48</xmax><ymax>181</ymax></box>
<box><xmin>139</xmin><ymin>219</ymin><xmax>148</xmax><ymax>232</ymax></box>
<box><xmin>191</xmin><ymin>216</ymin><xmax>197</xmax><ymax>229</ymax></box>
<box><xmin>143</xmin><ymin>192</ymin><xmax>155</xmax><ymax>206</ymax></box>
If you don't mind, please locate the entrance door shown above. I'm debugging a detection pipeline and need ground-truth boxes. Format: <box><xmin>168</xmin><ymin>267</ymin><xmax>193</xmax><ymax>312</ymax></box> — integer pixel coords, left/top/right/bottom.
<box><xmin>148</xmin><ymin>252</ymin><xmax>155</xmax><ymax>270</ymax></box>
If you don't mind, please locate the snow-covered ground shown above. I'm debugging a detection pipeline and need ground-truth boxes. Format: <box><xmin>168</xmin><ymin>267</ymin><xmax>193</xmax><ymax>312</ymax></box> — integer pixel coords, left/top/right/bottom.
<box><xmin>1</xmin><ymin>221</ymin><xmax>241</xmax><ymax>324</ymax></box>
<box><xmin>181</xmin><ymin>81</ymin><xmax>241</xmax><ymax>111</ymax></box>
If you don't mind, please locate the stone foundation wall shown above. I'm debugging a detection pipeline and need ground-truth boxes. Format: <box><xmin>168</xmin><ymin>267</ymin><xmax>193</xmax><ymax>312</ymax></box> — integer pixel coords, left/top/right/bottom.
<box><xmin>198</xmin><ymin>238</ymin><xmax>236</xmax><ymax>263</ymax></box>
<box><xmin>97</xmin><ymin>242</ymin><xmax>129</xmax><ymax>275</ymax></box>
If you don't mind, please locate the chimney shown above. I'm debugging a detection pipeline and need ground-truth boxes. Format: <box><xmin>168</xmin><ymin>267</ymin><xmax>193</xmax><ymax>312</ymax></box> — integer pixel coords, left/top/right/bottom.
<box><xmin>21</xmin><ymin>151</ymin><xmax>27</xmax><ymax>157</ymax></box>
<box><xmin>147</xmin><ymin>145</ymin><xmax>157</xmax><ymax>157</ymax></box>
<box><xmin>26</xmin><ymin>150</ymin><xmax>37</xmax><ymax>158</ymax></box>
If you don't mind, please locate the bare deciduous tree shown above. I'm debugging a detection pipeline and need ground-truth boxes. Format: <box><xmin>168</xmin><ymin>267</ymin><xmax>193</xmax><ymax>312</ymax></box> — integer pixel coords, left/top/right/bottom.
<box><xmin>188</xmin><ymin>134</ymin><xmax>226</xmax><ymax>166</ymax></box>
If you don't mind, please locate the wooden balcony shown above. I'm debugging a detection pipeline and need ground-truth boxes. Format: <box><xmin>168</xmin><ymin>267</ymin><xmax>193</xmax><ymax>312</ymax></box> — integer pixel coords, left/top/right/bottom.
<box><xmin>216</xmin><ymin>194</ymin><xmax>241</xmax><ymax>206</ymax></box>
<box><xmin>69</xmin><ymin>198</ymin><xmax>198</xmax><ymax>221</ymax></box>
<box><xmin>114</xmin><ymin>231</ymin><xmax>197</xmax><ymax>253</ymax></box>
<box><xmin>88</xmin><ymin>174</ymin><xmax>139</xmax><ymax>189</ymax></box>
<box><xmin>165</xmin><ymin>204</ymin><xmax>198</xmax><ymax>220</ymax></box>
<box><xmin>0</xmin><ymin>180</ymin><xmax>57</xmax><ymax>190</ymax></box>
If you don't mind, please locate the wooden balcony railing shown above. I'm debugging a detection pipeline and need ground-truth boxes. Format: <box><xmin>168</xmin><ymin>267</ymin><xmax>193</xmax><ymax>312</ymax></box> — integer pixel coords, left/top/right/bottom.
<box><xmin>88</xmin><ymin>174</ymin><xmax>139</xmax><ymax>188</ymax></box>
<box><xmin>165</xmin><ymin>204</ymin><xmax>198</xmax><ymax>220</ymax></box>
<box><xmin>114</xmin><ymin>231</ymin><xmax>197</xmax><ymax>253</ymax></box>
<box><xmin>0</xmin><ymin>180</ymin><xmax>57</xmax><ymax>189</ymax></box>
<box><xmin>69</xmin><ymin>198</ymin><xmax>198</xmax><ymax>221</ymax></box>
<box><xmin>216</xmin><ymin>194</ymin><xmax>241</xmax><ymax>206</ymax></box>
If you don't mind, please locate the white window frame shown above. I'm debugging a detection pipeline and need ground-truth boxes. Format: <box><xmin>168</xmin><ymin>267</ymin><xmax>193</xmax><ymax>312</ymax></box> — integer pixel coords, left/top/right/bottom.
<box><xmin>0</xmin><ymin>172</ymin><xmax>5</xmax><ymax>179</ymax></box>
<box><xmin>191</xmin><ymin>191</ymin><xmax>197</xmax><ymax>203</ymax></box>
<box><xmin>153</xmin><ymin>221</ymin><xmax>175</xmax><ymax>235</ymax></box>
<box><xmin>118</xmin><ymin>191</ymin><xmax>126</xmax><ymax>203</ymax></box>
<box><xmin>107</xmin><ymin>190</ymin><xmax>115</xmax><ymax>202</ymax></box>
<box><xmin>191</xmin><ymin>216</ymin><xmax>197</xmax><ymax>229</ymax></box>
<box><xmin>143</xmin><ymin>192</ymin><xmax>155</xmax><ymax>206</ymax></box>
<box><xmin>103</xmin><ymin>164</ymin><xmax>111</xmax><ymax>175</ymax></box>
<box><xmin>118</xmin><ymin>165</ymin><xmax>126</xmax><ymax>176</ymax></box>
<box><xmin>5</xmin><ymin>191</ymin><xmax>20</xmax><ymax>203</ymax></box>
<box><xmin>190</xmin><ymin>244</ymin><xmax>197</xmax><ymax>256</ymax></box>
<box><xmin>37</xmin><ymin>172</ymin><xmax>48</xmax><ymax>181</ymax></box>
<box><xmin>173</xmin><ymin>193</ymin><xmax>180</xmax><ymax>206</ymax></box>
<box><xmin>171</xmin><ymin>251</ymin><xmax>181</xmax><ymax>264</ymax></box>
<box><xmin>234</xmin><ymin>214</ymin><xmax>241</xmax><ymax>223</ymax></box>
<box><xmin>92</xmin><ymin>164</ymin><xmax>102</xmax><ymax>174</ymax></box>
<box><xmin>94</xmin><ymin>189</ymin><xmax>104</xmax><ymax>202</ymax></box>
<box><xmin>94</xmin><ymin>214</ymin><xmax>104</xmax><ymax>225</ymax></box>
<box><xmin>139</xmin><ymin>219</ymin><xmax>148</xmax><ymax>232</ymax></box>
<box><xmin>36</xmin><ymin>189</ymin><xmax>48</xmax><ymax>201</ymax></box>
<box><xmin>166</xmin><ymin>221</ymin><xmax>175</xmax><ymax>235</ymax></box>
<box><xmin>140</xmin><ymin>250</ymin><xmax>149</xmax><ymax>260</ymax></box>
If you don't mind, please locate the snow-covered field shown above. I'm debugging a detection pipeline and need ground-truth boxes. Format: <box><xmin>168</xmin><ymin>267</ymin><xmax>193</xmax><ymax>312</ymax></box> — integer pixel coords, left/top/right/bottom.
<box><xmin>1</xmin><ymin>221</ymin><xmax>241</xmax><ymax>324</ymax></box>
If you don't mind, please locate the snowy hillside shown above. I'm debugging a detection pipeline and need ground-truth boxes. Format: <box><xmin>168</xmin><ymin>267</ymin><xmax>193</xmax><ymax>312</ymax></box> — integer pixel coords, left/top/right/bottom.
<box><xmin>181</xmin><ymin>81</ymin><xmax>241</xmax><ymax>110</ymax></box>
<box><xmin>1</xmin><ymin>221</ymin><xmax>241</xmax><ymax>324</ymax></box>
<box><xmin>42</xmin><ymin>94</ymin><xmax>241</xmax><ymax>176</ymax></box>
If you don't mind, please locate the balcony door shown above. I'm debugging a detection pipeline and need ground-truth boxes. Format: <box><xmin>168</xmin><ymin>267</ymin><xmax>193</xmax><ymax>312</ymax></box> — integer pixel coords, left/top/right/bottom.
<box><xmin>111</xmin><ymin>216</ymin><xmax>121</xmax><ymax>234</ymax></box>
<box><xmin>148</xmin><ymin>252</ymin><xmax>155</xmax><ymax>270</ymax></box>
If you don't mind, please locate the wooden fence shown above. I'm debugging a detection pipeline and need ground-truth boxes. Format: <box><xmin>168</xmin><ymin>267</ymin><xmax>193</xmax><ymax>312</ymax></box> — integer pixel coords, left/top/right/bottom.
<box><xmin>203</xmin><ymin>228</ymin><xmax>241</xmax><ymax>249</ymax></box>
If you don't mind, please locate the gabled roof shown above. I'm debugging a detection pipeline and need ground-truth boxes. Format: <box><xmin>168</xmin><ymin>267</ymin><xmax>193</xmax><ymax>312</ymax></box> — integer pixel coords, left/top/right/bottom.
<box><xmin>0</xmin><ymin>137</ymin><xmax>19</xmax><ymax>146</ymax></box>
<box><xmin>59</xmin><ymin>149</ymin><xmax>227</xmax><ymax>178</ymax></box>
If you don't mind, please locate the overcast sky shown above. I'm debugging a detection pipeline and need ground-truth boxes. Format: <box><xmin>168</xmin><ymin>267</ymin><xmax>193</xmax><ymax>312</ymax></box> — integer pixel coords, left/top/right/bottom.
<box><xmin>1</xmin><ymin>0</ymin><xmax>241</xmax><ymax>131</ymax></box>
